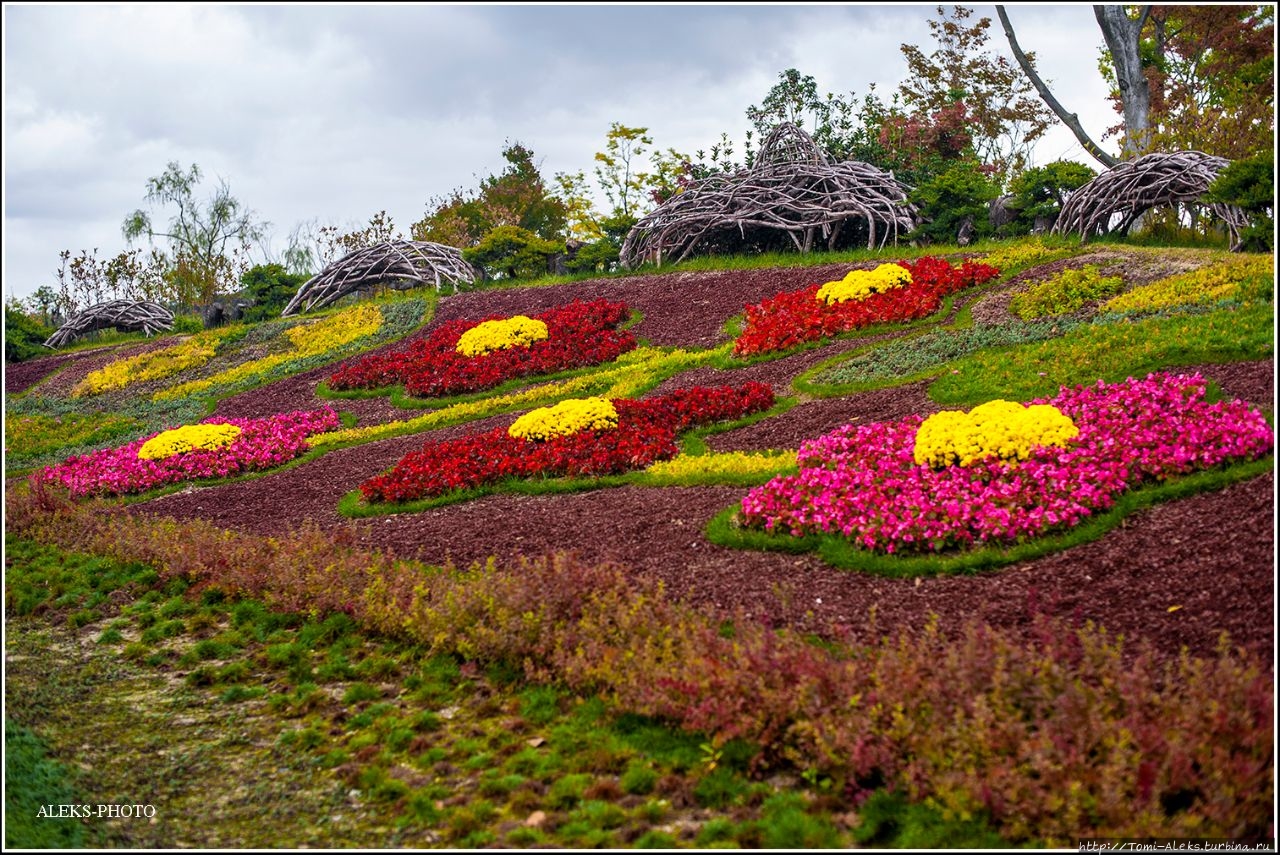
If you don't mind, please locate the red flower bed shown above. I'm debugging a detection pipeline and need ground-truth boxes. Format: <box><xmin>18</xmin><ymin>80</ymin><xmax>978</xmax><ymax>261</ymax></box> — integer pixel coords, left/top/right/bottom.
<box><xmin>361</xmin><ymin>383</ymin><xmax>775</xmax><ymax>503</ymax></box>
<box><xmin>733</xmin><ymin>257</ymin><xmax>1000</xmax><ymax>356</ymax></box>
<box><xmin>328</xmin><ymin>299</ymin><xmax>636</xmax><ymax>398</ymax></box>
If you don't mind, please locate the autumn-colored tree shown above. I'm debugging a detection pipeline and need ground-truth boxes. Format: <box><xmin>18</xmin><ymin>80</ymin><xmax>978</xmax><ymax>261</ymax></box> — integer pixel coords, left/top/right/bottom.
<box><xmin>411</xmin><ymin>142</ymin><xmax>568</xmax><ymax>249</ymax></box>
<box><xmin>1125</xmin><ymin>5</ymin><xmax>1274</xmax><ymax>158</ymax></box>
<box><xmin>898</xmin><ymin>5</ymin><xmax>1052</xmax><ymax>182</ymax></box>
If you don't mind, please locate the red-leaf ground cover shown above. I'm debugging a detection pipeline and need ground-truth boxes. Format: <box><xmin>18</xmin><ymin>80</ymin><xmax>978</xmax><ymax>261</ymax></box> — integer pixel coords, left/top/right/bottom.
<box><xmin>734</xmin><ymin>257</ymin><xmax>1000</xmax><ymax>356</ymax></box>
<box><xmin>327</xmin><ymin>299</ymin><xmax>635</xmax><ymax>398</ymax></box>
<box><xmin>361</xmin><ymin>383</ymin><xmax>775</xmax><ymax>503</ymax></box>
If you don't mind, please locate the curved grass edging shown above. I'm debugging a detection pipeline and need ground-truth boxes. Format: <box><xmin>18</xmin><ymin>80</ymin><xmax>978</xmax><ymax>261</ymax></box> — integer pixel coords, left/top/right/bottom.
<box><xmin>705</xmin><ymin>456</ymin><xmax>1275</xmax><ymax>577</ymax></box>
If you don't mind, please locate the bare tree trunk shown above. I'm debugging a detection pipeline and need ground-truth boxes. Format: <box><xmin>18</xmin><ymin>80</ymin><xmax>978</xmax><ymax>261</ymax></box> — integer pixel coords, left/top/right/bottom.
<box><xmin>1094</xmin><ymin>4</ymin><xmax>1152</xmax><ymax>157</ymax></box>
<box><xmin>995</xmin><ymin>6</ymin><xmax>1119</xmax><ymax>169</ymax></box>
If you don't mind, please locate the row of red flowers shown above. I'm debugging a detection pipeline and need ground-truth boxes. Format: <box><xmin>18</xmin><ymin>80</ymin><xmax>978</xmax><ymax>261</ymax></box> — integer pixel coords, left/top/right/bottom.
<box><xmin>360</xmin><ymin>383</ymin><xmax>776</xmax><ymax>503</ymax></box>
<box><xmin>733</xmin><ymin>257</ymin><xmax>1000</xmax><ymax>356</ymax></box>
<box><xmin>327</xmin><ymin>300</ymin><xmax>636</xmax><ymax>398</ymax></box>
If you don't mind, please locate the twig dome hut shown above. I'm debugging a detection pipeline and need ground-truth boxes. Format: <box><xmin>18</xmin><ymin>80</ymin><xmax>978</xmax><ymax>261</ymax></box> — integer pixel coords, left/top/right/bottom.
<box><xmin>1053</xmin><ymin>151</ymin><xmax>1249</xmax><ymax>250</ymax></box>
<box><xmin>44</xmin><ymin>299</ymin><xmax>174</xmax><ymax>349</ymax></box>
<box><xmin>620</xmin><ymin>123</ymin><xmax>919</xmax><ymax>268</ymax></box>
<box><xmin>282</xmin><ymin>240</ymin><xmax>482</xmax><ymax>316</ymax></box>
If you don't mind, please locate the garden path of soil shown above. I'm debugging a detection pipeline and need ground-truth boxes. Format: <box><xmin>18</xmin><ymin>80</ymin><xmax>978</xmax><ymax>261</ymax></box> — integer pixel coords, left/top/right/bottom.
<box><xmin>135</xmin><ymin>357</ymin><xmax>1275</xmax><ymax>664</ymax></box>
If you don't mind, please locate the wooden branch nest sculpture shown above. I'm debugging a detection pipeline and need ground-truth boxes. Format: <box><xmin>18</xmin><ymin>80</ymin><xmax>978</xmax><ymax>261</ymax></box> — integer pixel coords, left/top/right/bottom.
<box><xmin>620</xmin><ymin>123</ymin><xmax>919</xmax><ymax>268</ymax></box>
<box><xmin>1053</xmin><ymin>151</ymin><xmax>1248</xmax><ymax>250</ymax></box>
<box><xmin>44</xmin><ymin>299</ymin><xmax>174</xmax><ymax>349</ymax></box>
<box><xmin>282</xmin><ymin>240</ymin><xmax>482</xmax><ymax>316</ymax></box>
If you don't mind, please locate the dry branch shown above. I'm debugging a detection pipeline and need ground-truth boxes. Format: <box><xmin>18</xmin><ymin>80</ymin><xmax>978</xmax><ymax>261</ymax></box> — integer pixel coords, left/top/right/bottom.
<box><xmin>282</xmin><ymin>240</ymin><xmax>482</xmax><ymax>316</ymax></box>
<box><xmin>1053</xmin><ymin>151</ymin><xmax>1248</xmax><ymax>250</ymax></box>
<box><xmin>621</xmin><ymin>123</ymin><xmax>919</xmax><ymax>268</ymax></box>
<box><xmin>44</xmin><ymin>300</ymin><xmax>175</xmax><ymax>349</ymax></box>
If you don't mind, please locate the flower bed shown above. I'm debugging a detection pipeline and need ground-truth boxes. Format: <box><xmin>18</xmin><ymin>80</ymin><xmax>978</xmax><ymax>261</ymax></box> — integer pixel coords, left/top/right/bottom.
<box><xmin>328</xmin><ymin>300</ymin><xmax>636</xmax><ymax>399</ymax></box>
<box><xmin>360</xmin><ymin>383</ymin><xmax>774</xmax><ymax>503</ymax></box>
<box><xmin>74</xmin><ymin>328</ymin><xmax>236</xmax><ymax>397</ymax></box>
<box><xmin>734</xmin><ymin>257</ymin><xmax>999</xmax><ymax>356</ymax></box>
<box><xmin>156</xmin><ymin>304</ymin><xmax>384</xmax><ymax>401</ymax></box>
<box><xmin>39</xmin><ymin>407</ymin><xmax>340</xmax><ymax>498</ymax></box>
<box><xmin>740</xmin><ymin>373</ymin><xmax>1272</xmax><ymax>554</ymax></box>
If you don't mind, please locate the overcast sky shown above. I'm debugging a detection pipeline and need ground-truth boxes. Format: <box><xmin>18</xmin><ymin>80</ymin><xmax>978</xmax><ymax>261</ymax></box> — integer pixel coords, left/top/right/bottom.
<box><xmin>3</xmin><ymin>3</ymin><xmax>1119</xmax><ymax>305</ymax></box>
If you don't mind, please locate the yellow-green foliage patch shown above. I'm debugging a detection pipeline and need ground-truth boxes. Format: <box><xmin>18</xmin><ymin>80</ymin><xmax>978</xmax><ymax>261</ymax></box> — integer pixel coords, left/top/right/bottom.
<box><xmin>1103</xmin><ymin>254</ymin><xmax>1274</xmax><ymax>313</ymax></box>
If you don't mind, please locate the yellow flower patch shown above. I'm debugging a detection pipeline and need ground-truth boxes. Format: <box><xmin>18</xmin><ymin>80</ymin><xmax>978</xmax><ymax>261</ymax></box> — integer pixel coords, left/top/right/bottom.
<box><xmin>508</xmin><ymin>397</ymin><xmax>619</xmax><ymax>441</ymax></box>
<box><xmin>913</xmin><ymin>400</ymin><xmax>1078</xmax><ymax>469</ymax></box>
<box><xmin>137</xmin><ymin>423</ymin><xmax>242</xmax><ymax>460</ymax></box>
<box><xmin>816</xmin><ymin>264</ymin><xmax>913</xmax><ymax>305</ymax></box>
<box><xmin>456</xmin><ymin>316</ymin><xmax>550</xmax><ymax>357</ymax></box>
<box><xmin>75</xmin><ymin>329</ymin><xmax>233</xmax><ymax>397</ymax></box>
<box><xmin>156</xmin><ymin>304</ymin><xmax>382</xmax><ymax>401</ymax></box>
<box><xmin>645</xmin><ymin>450</ymin><xmax>796</xmax><ymax>479</ymax></box>
<box><xmin>1102</xmin><ymin>256</ymin><xmax>1274</xmax><ymax>313</ymax></box>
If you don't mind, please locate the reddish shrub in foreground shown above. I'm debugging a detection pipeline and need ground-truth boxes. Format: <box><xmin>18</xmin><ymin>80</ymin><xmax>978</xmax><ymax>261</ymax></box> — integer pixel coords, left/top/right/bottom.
<box><xmin>734</xmin><ymin>257</ymin><xmax>999</xmax><ymax>356</ymax></box>
<box><xmin>327</xmin><ymin>299</ymin><xmax>635</xmax><ymax>397</ymax></box>
<box><xmin>6</xmin><ymin>486</ymin><xmax>1271</xmax><ymax>845</ymax></box>
<box><xmin>360</xmin><ymin>383</ymin><xmax>776</xmax><ymax>503</ymax></box>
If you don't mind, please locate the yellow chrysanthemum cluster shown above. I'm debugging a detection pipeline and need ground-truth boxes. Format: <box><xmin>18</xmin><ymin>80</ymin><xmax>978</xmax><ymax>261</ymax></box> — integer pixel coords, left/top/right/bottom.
<box><xmin>75</xmin><ymin>329</ymin><xmax>233</xmax><ymax>397</ymax></box>
<box><xmin>913</xmin><ymin>400</ymin><xmax>1079</xmax><ymax>469</ymax></box>
<box><xmin>508</xmin><ymin>397</ymin><xmax>619</xmax><ymax>441</ymax></box>
<box><xmin>1102</xmin><ymin>256</ymin><xmax>1274</xmax><ymax>313</ymax></box>
<box><xmin>456</xmin><ymin>316</ymin><xmax>550</xmax><ymax>357</ymax></box>
<box><xmin>137</xmin><ymin>423</ymin><xmax>242</xmax><ymax>460</ymax></box>
<box><xmin>156</xmin><ymin>305</ymin><xmax>382</xmax><ymax>401</ymax></box>
<box><xmin>815</xmin><ymin>264</ymin><xmax>913</xmax><ymax>305</ymax></box>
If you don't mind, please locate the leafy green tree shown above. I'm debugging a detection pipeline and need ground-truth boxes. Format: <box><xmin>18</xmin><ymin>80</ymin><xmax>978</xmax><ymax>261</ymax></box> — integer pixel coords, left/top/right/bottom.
<box><xmin>412</xmin><ymin>143</ymin><xmax>568</xmax><ymax>250</ymax></box>
<box><xmin>594</xmin><ymin>124</ymin><xmax>653</xmax><ymax>219</ymax></box>
<box><xmin>122</xmin><ymin>162</ymin><xmax>267</xmax><ymax>308</ymax></box>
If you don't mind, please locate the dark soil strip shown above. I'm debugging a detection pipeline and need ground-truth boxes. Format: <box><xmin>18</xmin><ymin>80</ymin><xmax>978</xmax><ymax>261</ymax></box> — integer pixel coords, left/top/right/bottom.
<box><xmin>5</xmin><ymin>340</ymin><xmax>171</xmax><ymax>397</ymax></box>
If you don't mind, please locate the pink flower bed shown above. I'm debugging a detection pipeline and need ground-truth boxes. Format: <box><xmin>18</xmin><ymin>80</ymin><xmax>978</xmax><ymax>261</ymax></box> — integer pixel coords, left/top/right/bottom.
<box><xmin>39</xmin><ymin>407</ymin><xmax>341</xmax><ymax>498</ymax></box>
<box><xmin>740</xmin><ymin>373</ymin><xmax>1273</xmax><ymax>554</ymax></box>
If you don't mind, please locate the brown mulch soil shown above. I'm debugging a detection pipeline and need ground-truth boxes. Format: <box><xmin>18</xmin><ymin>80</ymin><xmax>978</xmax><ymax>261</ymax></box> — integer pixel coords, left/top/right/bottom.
<box><xmin>130</xmin><ymin>353</ymin><xmax>1276</xmax><ymax>663</ymax></box>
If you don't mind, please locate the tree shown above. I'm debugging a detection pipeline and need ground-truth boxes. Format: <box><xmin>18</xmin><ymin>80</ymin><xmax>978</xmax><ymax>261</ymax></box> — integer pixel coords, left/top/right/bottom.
<box><xmin>1094</xmin><ymin>5</ymin><xmax>1153</xmax><ymax>156</ymax></box>
<box><xmin>995</xmin><ymin>6</ymin><xmax>1119</xmax><ymax>168</ymax></box>
<box><xmin>1124</xmin><ymin>5</ymin><xmax>1274</xmax><ymax>159</ymax></box>
<box><xmin>594</xmin><ymin>124</ymin><xmax>653</xmax><ymax>219</ymax></box>
<box><xmin>898</xmin><ymin>5</ymin><xmax>1053</xmax><ymax>182</ymax></box>
<box><xmin>411</xmin><ymin>142</ymin><xmax>568</xmax><ymax>249</ymax></box>
<box><xmin>238</xmin><ymin>263</ymin><xmax>310</xmax><ymax>322</ymax></box>
<box><xmin>122</xmin><ymin>162</ymin><xmax>268</xmax><ymax>308</ymax></box>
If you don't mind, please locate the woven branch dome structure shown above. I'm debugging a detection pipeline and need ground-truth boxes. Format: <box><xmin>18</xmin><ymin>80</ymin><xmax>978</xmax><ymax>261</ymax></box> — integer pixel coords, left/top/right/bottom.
<box><xmin>282</xmin><ymin>240</ymin><xmax>482</xmax><ymax>316</ymax></box>
<box><xmin>44</xmin><ymin>299</ymin><xmax>174</xmax><ymax>349</ymax></box>
<box><xmin>620</xmin><ymin>123</ymin><xmax>919</xmax><ymax>268</ymax></box>
<box><xmin>1053</xmin><ymin>151</ymin><xmax>1248</xmax><ymax>250</ymax></box>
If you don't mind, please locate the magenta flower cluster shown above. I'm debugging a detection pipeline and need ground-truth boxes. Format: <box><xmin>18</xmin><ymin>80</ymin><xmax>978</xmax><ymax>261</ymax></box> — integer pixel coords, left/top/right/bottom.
<box><xmin>740</xmin><ymin>373</ymin><xmax>1274</xmax><ymax>554</ymax></box>
<box><xmin>39</xmin><ymin>407</ymin><xmax>341</xmax><ymax>498</ymax></box>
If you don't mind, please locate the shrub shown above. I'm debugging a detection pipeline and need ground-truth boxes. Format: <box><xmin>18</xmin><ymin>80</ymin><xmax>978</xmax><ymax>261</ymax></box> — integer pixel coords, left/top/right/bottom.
<box><xmin>909</xmin><ymin>161</ymin><xmax>1000</xmax><ymax>245</ymax></box>
<box><xmin>1002</xmin><ymin>160</ymin><xmax>1096</xmax><ymax>236</ymax></box>
<box><xmin>463</xmin><ymin>225</ymin><xmax>561</xmax><ymax>280</ymax></box>
<box><xmin>4</xmin><ymin>307</ymin><xmax>54</xmax><ymax>363</ymax></box>
<box><xmin>239</xmin><ymin>263</ymin><xmax>310</xmax><ymax>322</ymax></box>
<box><xmin>1203</xmin><ymin>152</ymin><xmax>1274</xmax><ymax>252</ymax></box>
<box><xmin>1009</xmin><ymin>264</ymin><xmax>1125</xmax><ymax>319</ymax></box>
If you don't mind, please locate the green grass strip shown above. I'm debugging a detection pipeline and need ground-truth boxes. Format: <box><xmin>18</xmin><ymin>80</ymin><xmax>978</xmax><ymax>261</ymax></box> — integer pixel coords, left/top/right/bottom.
<box><xmin>5</xmin><ymin>720</ymin><xmax>88</xmax><ymax>849</ymax></box>
<box><xmin>928</xmin><ymin>301</ymin><xmax>1274</xmax><ymax>406</ymax></box>
<box><xmin>705</xmin><ymin>457</ymin><xmax>1274</xmax><ymax>577</ymax></box>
